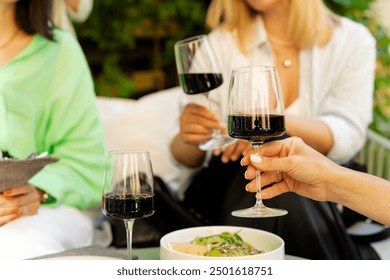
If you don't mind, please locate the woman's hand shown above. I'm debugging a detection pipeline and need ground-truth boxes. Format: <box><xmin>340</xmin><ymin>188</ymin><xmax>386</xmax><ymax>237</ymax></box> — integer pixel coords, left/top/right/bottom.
<box><xmin>214</xmin><ymin>139</ymin><xmax>253</xmax><ymax>163</ymax></box>
<box><xmin>0</xmin><ymin>184</ymin><xmax>42</xmax><ymax>226</ymax></box>
<box><xmin>178</xmin><ymin>103</ymin><xmax>225</xmax><ymax>146</ymax></box>
<box><xmin>240</xmin><ymin>137</ymin><xmax>339</xmax><ymax>201</ymax></box>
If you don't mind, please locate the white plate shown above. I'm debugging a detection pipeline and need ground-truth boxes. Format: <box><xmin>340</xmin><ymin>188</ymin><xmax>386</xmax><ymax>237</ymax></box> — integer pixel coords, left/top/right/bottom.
<box><xmin>160</xmin><ymin>225</ymin><xmax>285</xmax><ymax>260</ymax></box>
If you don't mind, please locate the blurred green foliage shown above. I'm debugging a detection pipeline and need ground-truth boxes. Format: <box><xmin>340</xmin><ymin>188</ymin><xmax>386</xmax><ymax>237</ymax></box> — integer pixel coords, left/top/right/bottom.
<box><xmin>75</xmin><ymin>0</ymin><xmax>207</xmax><ymax>98</ymax></box>
<box><xmin>325</xmin><ymin>0</ymin><xmax>390</xmax><ymax>138</ymax></box>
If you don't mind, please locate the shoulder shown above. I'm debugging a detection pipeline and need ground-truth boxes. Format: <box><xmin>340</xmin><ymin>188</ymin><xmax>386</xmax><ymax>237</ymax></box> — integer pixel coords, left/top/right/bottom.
<box><xmin>32</xmin><ymin>29</ymin><xmax>86</xmax><ymax>63</ymax></box>
<box><xmin>334</xmin><ymin>17</ymin><xmax>375</xmax><ymax>44</ymax></box>
<box><xmin>208</xmin><ymin>27</ymin><xmax>233</xmax><ymax>42</ymax></box>
<box><xmin>320</xmin><ymin>16</ymin><xmax>376</xmax><ymax>58</ymax></box>
<box><xmin>40</xmin><ymin>30</ymin><xmax>93</xmax><ymax>93</ymax></box>
<box><xmin>43</xmin><ymin>29</ymin><xmax>89</xmax><ymax>70</ymax></box>
<box><xmin>207</xmin><ymin>26</ymin><xmax>239</xmax><ymax>54</ymax></box>
<box><xmin>51</xmin><ymin>29</ymin><xmax>84</xmax><ymax>54</ymax></box>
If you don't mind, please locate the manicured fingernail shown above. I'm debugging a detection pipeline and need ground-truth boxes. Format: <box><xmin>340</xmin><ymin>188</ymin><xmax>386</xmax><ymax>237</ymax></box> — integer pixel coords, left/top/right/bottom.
<box><xmin>250</xmin><ymin>154</ymin><xmax>262</xmax><ymax>163</ymax></box>
<box><xmin>240</xmin><ymin>158</ymin><xmax>244</xmax><ymax>166</ymax></box>
<box><xmin>244</xmin><ymin>171</ymin><xmax>248</xmax><ymax>180</ymax></box>
<box><xmin>245</xmin><ymin>184</ymin><xmax>250</xmax><ymax>192</ymax></box>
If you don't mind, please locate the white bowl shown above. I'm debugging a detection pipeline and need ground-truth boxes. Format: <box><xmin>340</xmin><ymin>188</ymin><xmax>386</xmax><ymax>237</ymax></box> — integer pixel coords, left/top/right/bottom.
<box><xmin>160</xmin><ymin>226</ymin><xmax>284</xmax><ymax>260</ymax></box>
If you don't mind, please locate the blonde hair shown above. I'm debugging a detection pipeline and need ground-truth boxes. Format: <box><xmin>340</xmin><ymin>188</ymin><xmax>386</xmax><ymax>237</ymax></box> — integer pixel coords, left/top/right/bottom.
<box><xmin>206</xmin><ymin>0</ymin><xmax>340</xmax><ymax>54</ymax></box>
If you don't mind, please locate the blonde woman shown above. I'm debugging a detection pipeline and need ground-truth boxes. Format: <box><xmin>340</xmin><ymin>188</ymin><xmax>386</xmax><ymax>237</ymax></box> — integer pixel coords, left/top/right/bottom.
<box><xmin>170</xmin><ymin>0</ymin><xmax>377</xmax><ymax>260</ymax></box>
<box><xmin>171</xmin><ymin>0</ymin><xmax>376</xmax><ymax>167</ymax></box>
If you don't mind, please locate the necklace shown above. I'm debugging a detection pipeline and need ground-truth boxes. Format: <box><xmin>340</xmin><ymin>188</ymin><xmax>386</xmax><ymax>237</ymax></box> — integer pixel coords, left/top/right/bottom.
<box><xmin>0</xmin><ymin>28</ymin><xmax>20</xmax><ymax>50</ymax></box>
<box><xmin>267</xmin><ymin>33</ymin><xmax>294</xmax><ymax>68</ymax></box>
<box><xmin>281</xmin><ymin>59</ymin><xmax>292</xmax><ymax>68</ymax></box>
<box><xmin>267</xmin><ymin>33</ymin><xmax>294</xmax><ymax>47</ymax></box>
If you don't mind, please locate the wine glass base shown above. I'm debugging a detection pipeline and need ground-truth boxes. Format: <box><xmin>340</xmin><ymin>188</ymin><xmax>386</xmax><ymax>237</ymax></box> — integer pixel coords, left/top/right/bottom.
<box><xmin>199</xmin><ymin>136</ymin><xmax>236</xmax><ymax>151</ymax></box>
<box><xmin>231</xmin><ymin>206</ymin><xmax>288</xmax><ymax>218</ymax></box>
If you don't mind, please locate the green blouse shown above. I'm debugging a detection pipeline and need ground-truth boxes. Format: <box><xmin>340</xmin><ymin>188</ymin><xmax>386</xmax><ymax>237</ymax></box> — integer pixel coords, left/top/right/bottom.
<box><xmin>0</xmin><ymin>29</ymin><xmax>105</xmax><ymax>209</ymax></box>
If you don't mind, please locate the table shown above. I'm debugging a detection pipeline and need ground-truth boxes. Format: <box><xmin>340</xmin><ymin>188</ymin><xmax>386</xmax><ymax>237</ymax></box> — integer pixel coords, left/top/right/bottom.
<box><xmin>34</xmin><ymin>245</ymin><xmax>304</xmax><ymax>260</ymax></box>
<box><xmin>133</xmin><ymin>247</ymin><xmax>160</xmax><ymax>260</ymax></box>
<box><xmin>132</xmin><ymin>247</ymin><xmax>304</xmax><ymax>260</ymax></box>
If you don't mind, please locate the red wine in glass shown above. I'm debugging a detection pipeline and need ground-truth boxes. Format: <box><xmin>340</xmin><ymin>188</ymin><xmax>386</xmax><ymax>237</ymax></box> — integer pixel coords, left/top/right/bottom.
<box><xmin>178</xmin><ymin>73</ymin><xmax>223</xmax><ymax>95</ymax></box>
<box><xmin>228</xmin><ymin>114</ymin><xmax>285</xmax><ymax>140</ymax></box>
<box><xmin>102</xmin><ymin>193</ymin><xmax>154</xmax><ymax>220</ymax></box>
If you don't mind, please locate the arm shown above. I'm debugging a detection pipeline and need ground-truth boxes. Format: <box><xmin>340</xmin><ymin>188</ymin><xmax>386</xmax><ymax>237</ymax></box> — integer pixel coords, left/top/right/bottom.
<box><xmin>65</xmin><ymin>0</ymin><xmax>93</xmax><ymax>22</ymax></box>
<box><xmin>65</xmin><ymin>0</ymin><xmax>79</xmax><ymax>12</ymax></box>
<box><xmin>285</xmin><ymin>115</ymin><xmax>333</xmax><ymax>155</ymax></box>
<box><xmin>314</xmin><ymin>21</ymin><xmax>376</xmax><ymax>163</ymax></box>
<box><xmin>241</xmin><ymin>137</ymin><xmax>390</xmax><ymax>226</ymax></box>
<box><xmin>170</xmin><ymin>134</ymin><xmax>206</xmax><ymax>168</ymax></box>
<box><xmin>328</xmin><ymin>168</ymin><xmax>390</xmax><ymax>227</ymax></box>
<box><xmin>29</xmin><ymin>32</ymin><xmax>105</xmax><ymax>209</ymax></box>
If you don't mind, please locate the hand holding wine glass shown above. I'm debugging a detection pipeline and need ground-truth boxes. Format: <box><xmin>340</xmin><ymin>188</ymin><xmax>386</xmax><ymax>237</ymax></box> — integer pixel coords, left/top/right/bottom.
<box><xmin>174</xmin><ymin>34</ymin><xmax>235</xmax><ymax>151</ymax></box>
<box><xmin>102</xmin><ymin>150</ymin><xmax>155</xmax><ymax>260</ymax></box>
<box><xmin>227</xmin><ymin>66</ymin><xmax>288</xmax><ymax>218</ymax></box>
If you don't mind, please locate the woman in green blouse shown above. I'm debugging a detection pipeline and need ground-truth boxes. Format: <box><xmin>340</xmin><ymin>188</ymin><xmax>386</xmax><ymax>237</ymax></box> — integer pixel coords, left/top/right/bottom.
<box><xmin>0</xmin><ymin>0</ymin><xmax>105</xmax><ymax>259</ymax></box>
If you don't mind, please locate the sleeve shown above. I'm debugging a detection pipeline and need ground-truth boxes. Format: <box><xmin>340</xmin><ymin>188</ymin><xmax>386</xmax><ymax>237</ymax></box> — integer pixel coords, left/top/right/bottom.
<box><xmin>29</xmin><ymin>32</ymin><xmax>105</xmax><ymax>209</ymax></box>
<box><xmin>66</xmin><ymin>0</ymin><xmax>93</xmax><ymax>23</ymax></box>
<box><xmin>318</xmin><ymin>23</ymin><xmax>376</xmax><ymax>163</ymax></box>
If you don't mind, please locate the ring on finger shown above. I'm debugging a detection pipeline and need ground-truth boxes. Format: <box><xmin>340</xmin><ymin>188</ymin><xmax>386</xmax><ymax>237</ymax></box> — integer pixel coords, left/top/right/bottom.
<box><xmin>21</xmin><ymin>205</ymin><xmax>28</xmax><ymax>214</ymax></box>
<box><xmin>276</xmin><ymin>171</ymin><xmax>283</xmax><ymax>183</ymax></box>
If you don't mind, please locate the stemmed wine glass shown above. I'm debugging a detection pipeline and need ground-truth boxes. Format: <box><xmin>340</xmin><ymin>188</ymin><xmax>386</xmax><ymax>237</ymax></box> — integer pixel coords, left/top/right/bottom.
<box><xmin>227</xmin><ymin>66</ymin><xmax>288</xmax><ymax>218</ymax></box>
<box><xmin>102</xmin><ymin>150</ymin><xmax>155</xmax><ymax>260</ymax></box>
<box><xmin>174</xmin><ymin>34</ymin><xmax>235</xmax><ymax>151</ymax></box>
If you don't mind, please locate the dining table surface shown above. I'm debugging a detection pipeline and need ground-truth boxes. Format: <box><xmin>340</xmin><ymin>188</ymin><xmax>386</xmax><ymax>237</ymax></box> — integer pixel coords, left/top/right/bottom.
<box><xmin>133</xmin><ymin>247</ymin><xmax>303</xmax><ymax>260</ymax></box>
<box><xmin>33</xmin><ymin>245</ymin><xmax>304</xmax><ymax>260</ymax></box>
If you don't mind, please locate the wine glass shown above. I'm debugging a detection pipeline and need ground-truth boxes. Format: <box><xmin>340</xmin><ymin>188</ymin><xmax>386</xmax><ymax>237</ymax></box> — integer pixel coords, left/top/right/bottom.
<box><xmin>227</xmin><ymin>66</ymin><xmax>288</xmax><ymax>218</ymax></box>
<box><xmin>102</xmin><ymin>150</ymin><xmax>155</xmax><ymax>260</ymax></box>
<box><xmin>174</xmin><ymin>34</ymin><xmax>235</xmax><ymax>151</ymax></box>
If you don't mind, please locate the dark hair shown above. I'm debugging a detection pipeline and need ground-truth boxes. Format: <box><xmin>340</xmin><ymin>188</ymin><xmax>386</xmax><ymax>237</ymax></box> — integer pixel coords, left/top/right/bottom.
<box><xmin>15</xmin><ymin>0</ymin><xmax>54</xmax><ymax>41</ymax></box>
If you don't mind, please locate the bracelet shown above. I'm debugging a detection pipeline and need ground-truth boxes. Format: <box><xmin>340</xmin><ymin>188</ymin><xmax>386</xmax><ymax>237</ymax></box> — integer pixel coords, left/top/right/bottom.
<box><xmin>37</xmin><ymin>189</ymin><xmax>50</xmax><ymax>203</ymax></box>
<box><xmin>41</xmin><ymin>191</ymin><xmax>49</xmax><ymax>203</ymax></box>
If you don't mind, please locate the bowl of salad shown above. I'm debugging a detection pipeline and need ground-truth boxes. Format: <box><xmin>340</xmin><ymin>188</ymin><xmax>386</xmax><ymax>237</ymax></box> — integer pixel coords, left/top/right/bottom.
<box><xmin>160</xmin><ymin>226</ymin><xmax>284</xmax><ymax>260</ymax></box>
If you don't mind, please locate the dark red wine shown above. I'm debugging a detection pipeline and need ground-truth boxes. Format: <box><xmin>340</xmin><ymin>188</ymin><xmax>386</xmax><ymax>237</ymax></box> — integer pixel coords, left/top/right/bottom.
<box><xmin>102</xmin><ymin>193</ymin><xmax>154</xmax><ymax>220</ymax></box>
<box><xmin>179</xmin><ymin>73</ymin><xmax>223</xmax><ymax>94</ymax></box>
<box><xmin>228</xmin><ymin>114</ymin><xmax>285</xmax><ymax>141</ymax></box>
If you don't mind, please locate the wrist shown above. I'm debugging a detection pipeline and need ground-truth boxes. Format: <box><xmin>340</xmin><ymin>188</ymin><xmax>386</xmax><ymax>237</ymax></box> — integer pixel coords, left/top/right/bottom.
<box><xmin>325</xmin><ymin>165</ymin><xmax>352</xmax><ymax>204</ymax></box>
<box><xmin>37</xmin><ymin>189</ymin><xmax>50</xmax><ymax>204</ymax></box>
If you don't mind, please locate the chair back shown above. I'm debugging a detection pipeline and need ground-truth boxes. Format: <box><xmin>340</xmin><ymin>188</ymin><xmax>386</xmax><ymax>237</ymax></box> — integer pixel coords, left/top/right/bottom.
<box><xmin>356</xmin><ymin>129</ymin><xmax>390</xmax><ymax>180</ymax></box>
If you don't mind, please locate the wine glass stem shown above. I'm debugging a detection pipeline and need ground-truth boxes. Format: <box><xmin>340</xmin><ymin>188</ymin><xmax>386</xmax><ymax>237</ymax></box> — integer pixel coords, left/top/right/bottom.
<box><xmin>204</xmin><ymin>92</ymin><xmax>222</xmax><ymax>137</ymax></box>
<box><xmin>253</xmin><ymin>142</ymin><xmax>265</xmax><ymax>208</ymax></box>
<box><xmin>124</xmin><ymin>219</ymin><xmax>135</xmax><ymax>260</ymax></box>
